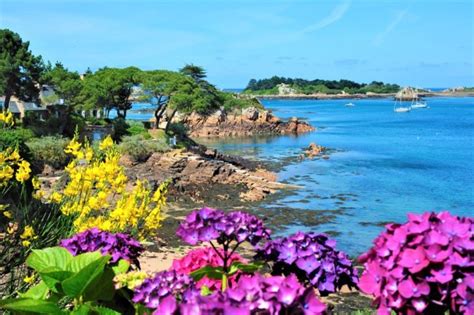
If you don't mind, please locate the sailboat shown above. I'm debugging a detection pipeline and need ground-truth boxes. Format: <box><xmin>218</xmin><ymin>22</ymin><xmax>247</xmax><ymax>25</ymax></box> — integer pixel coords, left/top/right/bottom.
<box><xmin>393</xmin><ymin>99</ymin><xmax>411</xmax><ymax>113</ymax></box>
<box><xmin>345</xmin><ymin>102</ymin><xmax>355</xmax><ymax>107</ymax></box>
<box><xmin>411</xmin><ymin>99</ymin><xmax>429</xmax><ymax>109</ymax></box>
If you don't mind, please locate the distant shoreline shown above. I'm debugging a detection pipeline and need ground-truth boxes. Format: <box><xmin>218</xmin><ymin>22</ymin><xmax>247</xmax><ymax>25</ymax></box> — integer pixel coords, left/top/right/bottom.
<box><xmin>247</xmin><ymin>91</ymin><xmax>474</xmax><ymax>101</ymax></box>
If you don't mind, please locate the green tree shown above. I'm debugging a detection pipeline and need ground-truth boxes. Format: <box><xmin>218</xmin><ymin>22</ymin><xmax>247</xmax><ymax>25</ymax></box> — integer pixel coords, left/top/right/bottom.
<box><xmin>81</xmin><ymin>67</ymin><xmax>141</xmax><ymax>118</ymax></box>
<box><xmin>42</xmin><ymin>62</ymin><xmax>83</xmax><ymax>107</ymax></box>
<box><xmin>179</xmin><ymin>63</ymin><xmax>207</xmax><ymax>82</ymax></box>
<box><xmin>0</xmin><ymin>29</ymin><xmax>45</xmax><ymax>111</ymax></box>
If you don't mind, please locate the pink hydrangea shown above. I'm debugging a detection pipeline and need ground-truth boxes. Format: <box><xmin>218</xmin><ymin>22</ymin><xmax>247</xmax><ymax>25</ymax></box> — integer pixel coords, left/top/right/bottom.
<box><xmin>358</xmin><ymin>211</ymin><xmax>473</xmax><ymax>314</ymax></box>
<box><xmin>170</xmin><ymin>247</ymin><xmax>246</xmax><ymax>290</ymax></box>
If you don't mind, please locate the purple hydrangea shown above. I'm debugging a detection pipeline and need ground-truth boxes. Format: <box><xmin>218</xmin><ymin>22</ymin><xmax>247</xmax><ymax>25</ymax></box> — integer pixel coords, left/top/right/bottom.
<box><xmin>176</xmin><ymin>207</ymin><xmax>271</xmax><ymax>246</ymax></box>
<box><xmin>132</xmin><ymin>270</ymin><xmax>195</xmax><ymax>309</ymax></box>
<box><xmin>149</xmin><ymin>273</ymin><xmax>326</xmax><ymax>315</ymax></box>
<box><xmin>60</xmin><ymin>228</ymin><xmax>143</xmax><ymax>265</ymax></box>
<box><xmin>358</xmin><ymin>212</ymin><xmax>474</xmax><ymax>314</ymax></box>
<box><xmin>257</xmin><ymin>231</ymin><xmax>358</xmax><ymax>296</ymax></box>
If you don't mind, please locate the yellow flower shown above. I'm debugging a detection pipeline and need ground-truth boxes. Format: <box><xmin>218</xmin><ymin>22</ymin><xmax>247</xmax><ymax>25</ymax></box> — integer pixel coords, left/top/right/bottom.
<box><xmin>8</xmin><ymin>149</ymin><xmax>21</xmax><ymax>162</ymax></box>
<box><xmin>32</xmin><ymin>177</ymin><xmax>41</xmax><ymax>190</ymax></box>
<box><xmin>3</xmin><ymin>210</ymin><xmax>13</xmax><ymax>219</ymax></box>
<box><xmin>22</xmin><ymin>240</ymin><xmax>31</xmax><ymax>247</ymax></box>
<box><xmin>20</xmin><ymin>225</ymin><xmax>36</xmax><ymax>239</ymax></box>
<box><xmin>99</xmin><ymin>135</ymin><xmax>114</xmax><ymax>151</ymax></box>
<box><xmin>49</xmin><ymin>192</ymin><xmax>62</xmax><ymax>203</ymax></box>
<box><xmin>23</xmin><ymin>274</ymin><xmax>35</xmax><ymax>284</ymax></box>
<box><xmin>65</xmin><ymin>136</ymin><xmax>82</xmax><ymax>157</ymax></box>
<box><xmin>15</xmin><ymin>160</ymin><xmax>31</xmax><ymax>182</ymax></box>
<box><xmin>7</xmin><ymin>222</ymin><xmax>17</xmax><ymax>234</ymax></box>
<box><xmin>0</xmin><ymin>111</ymin><xmax>14</xmax><ymax>127</ymax></box>
<box><xmin>0</xmin><ymin>165</ymin><xmax>14</xmax><ymax>185</ymax></box>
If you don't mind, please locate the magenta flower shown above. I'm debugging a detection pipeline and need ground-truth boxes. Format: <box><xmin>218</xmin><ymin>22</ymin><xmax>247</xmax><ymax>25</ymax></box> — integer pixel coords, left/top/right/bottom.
<box><xmin>170</xmin><ymin>246</ymin><xmax>246</xmax><ymax>290</ymax></box>
<box><xmin>359</xmin><ymin>211</ymin><xmax>473</xmax><ymax>314</ymax></box>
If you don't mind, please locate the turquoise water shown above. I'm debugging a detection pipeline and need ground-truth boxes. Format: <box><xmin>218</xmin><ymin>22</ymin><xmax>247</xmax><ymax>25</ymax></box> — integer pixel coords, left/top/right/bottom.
<box><xmin>201</xmin><ymin>97</ymin><xmax>474</xmax><ymax>255</ymax></box>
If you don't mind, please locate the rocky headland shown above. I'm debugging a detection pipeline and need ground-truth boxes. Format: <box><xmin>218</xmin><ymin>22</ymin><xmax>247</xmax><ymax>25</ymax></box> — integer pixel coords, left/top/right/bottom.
<box><xmin>178</xmin><ymin>107</ymin><xmax>314</xmax><ymax>138</ymax></box>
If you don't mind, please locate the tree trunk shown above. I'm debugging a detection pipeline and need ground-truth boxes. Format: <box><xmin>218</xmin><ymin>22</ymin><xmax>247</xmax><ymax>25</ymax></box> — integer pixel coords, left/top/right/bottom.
<box><xmin>3</xmin><ymin>93</ymin><xmax>12</xmax><ymax>112</ymax></box>
<box><xmin>153</xmin><ymin>96</ymin><xmax>163</xmax><ymax>129</ymax></box>
<box><xmin>165</xmin><ymin>108</ymin><xmax>178</xmax><ymax>134</ymax></box>
<box><xmin>156</xmin><ymin>102</ymin><xmax>168</xmax><ymax>128</ymax></box>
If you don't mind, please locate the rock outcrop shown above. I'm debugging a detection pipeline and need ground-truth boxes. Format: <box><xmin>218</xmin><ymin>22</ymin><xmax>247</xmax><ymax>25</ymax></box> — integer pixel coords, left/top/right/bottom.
<box><xmin>123</xmin><ymin>147</ymin><xmax>297</xmax><ymax>203</ymax></box>
<box><xmin>303</xmin><ymin>142</ymin><xmax>327</xmax><ymax>159</ymax></box>
<box><xmin>179</xmin><ymin>107</ymin><xmax>314</xmax><ymax>138</ymax></box>
<box><xmin>395</xmin><ymin>87</ymin><xmax>419</xmax><ymax>101</ymax></box>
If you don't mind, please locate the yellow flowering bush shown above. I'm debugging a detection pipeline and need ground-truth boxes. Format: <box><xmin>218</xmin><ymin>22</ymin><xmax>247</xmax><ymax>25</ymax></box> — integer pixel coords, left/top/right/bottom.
<box><xmin>53</xmin><ymin>135</ymin><xmax>168</xmax><ymax>239</ymax></box>
<box><xmin>0</xmin><ymin>148</ymin><xmax>30</xmax><ymax>187</ymax></box>
<box><xmin>0</xmin><ymin>110</ymin><xmax>14</xmax><ymax>127</ymax></box>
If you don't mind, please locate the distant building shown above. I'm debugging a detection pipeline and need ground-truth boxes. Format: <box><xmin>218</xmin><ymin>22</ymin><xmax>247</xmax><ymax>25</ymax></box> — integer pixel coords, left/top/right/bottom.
<box><xmin>277</xmin><ymin>83</ymin><xmax>296</xmax><ymax>95</ymax></box>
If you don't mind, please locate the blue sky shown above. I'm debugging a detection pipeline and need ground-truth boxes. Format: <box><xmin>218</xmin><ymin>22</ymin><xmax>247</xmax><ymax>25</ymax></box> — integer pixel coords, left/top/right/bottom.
<box><xmin>1</xmin><ymin>0</ymin><xmax>472</xmax><ymax>88</ymax></box>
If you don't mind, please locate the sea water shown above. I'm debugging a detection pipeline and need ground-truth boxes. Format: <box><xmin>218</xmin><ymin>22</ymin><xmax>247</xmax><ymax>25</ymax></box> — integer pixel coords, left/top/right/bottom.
<box><xmin>200</xmin><ymin>97</ymin><xmax>474</xmax><ymax>255</ymax></box>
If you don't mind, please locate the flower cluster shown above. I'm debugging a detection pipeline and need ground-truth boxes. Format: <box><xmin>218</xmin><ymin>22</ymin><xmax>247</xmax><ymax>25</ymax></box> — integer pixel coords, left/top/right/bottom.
<box><xmin>60</xmin><ymin>228</ymin><xmax>144</xmax><ymax>265</ymax></box>
<box><xmin>54</xmin><ymin>135</ymin><xmax>168</xmax><ymax>239</ymax></box>
<box><xmin>149</xmin><ymin>273</ymin><xmax>326</xmax><ymax>315</ymax></box>
<box><xmin>132</xmin><ymin>270</ymin><xmax>195</xmax><ymax>309</ymax></box>
<box><xmin>257</xmin><ymin>232</ymin><xmax>358</xmax><ymax>295</ymax></box>
<box><xmin>0</xmin><ymin>110</ymin><xmax>14</xmax><ymax>127</ymax></box>
<box><xmin>358</xmin><ymin>212</ymin><xmax>474</xmax><ymax>314</ymax></box>
<box><xmin>176</xmin><ymin>207</ymin><xmax>271</xmax><ymax>246</ymax></box>
<box><xmin>20</xmin><ymin>225</ymin><xmax>38</xmax><ymax>247</ymax></box>
<box><xmin>0</xmin><ymin>148</ymin><xmax>31</xmax><ymax>187</ymax></box>
<box><xmin>170</xmin><ymin>246</ymin><xmax>246</xmax><ymax>290</ymax></box>
<box><xmin>114</xmin><ymin>270</ymin><xmax>151</xmax><ymax>290</ymax></box>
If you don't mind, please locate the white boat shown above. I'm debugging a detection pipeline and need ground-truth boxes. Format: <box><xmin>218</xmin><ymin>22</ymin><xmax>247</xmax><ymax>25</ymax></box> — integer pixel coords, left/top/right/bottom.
<box><xmin>411</xmin><ymin>101</ymin><xmax>428</xmax><ymax>109</ymax></box>
<box><xmin>394</xmin><ymin>106</ymin><xmax>411</xmax><ymax>113</ymax></box>
<box><xmin>393</xmin><ymin>99</ymin><xmax>411</xmax><ymax>112</ymax></box>
<box><xmin>345</xmin><ymin>102</ymin><xmax>355</xmax><ymax>107</ymax></box>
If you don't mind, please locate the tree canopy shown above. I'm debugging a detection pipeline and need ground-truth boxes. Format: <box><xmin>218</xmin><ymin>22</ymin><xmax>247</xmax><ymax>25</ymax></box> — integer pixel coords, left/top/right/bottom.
<box><xmin>0</xmin><ymin>29</ymin><xmax>45</xmax><ymax>110</ymax></box>
<box><xmin>244</xmin><ymin>76</ymin><xmax>400</xmax><ymax>94</ymax></box>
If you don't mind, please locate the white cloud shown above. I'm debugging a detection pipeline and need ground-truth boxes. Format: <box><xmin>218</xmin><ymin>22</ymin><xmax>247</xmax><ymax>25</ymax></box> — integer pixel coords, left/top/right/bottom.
<box><xmin>300</xmin><ymin>0</ymin><xmax>351</xmax><ymax>34</ymax></box>
<box><xmin>373</xmin><ymin>10</ymin><xmax>407</xmax><ymax>46</ymax></box>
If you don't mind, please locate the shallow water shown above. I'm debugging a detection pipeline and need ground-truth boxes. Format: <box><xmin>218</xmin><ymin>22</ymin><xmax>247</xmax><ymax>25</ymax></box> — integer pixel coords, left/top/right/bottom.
<box><xmin>199</xmin><ymin>97</ymin><xmax>474</xmax><ymax>255</ymax></box>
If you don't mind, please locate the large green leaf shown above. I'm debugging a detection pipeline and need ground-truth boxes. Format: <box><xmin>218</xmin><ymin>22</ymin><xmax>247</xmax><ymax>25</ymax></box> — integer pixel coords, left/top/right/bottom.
<box><xmin>66</xmin><ymin>251</ymin><xmax>107</xmax><ymax>273</ymax></box>
<box><xmin>0</xmin><ymin>298</ymin><xmax>64</xmax><ymax>314</ymax></box>
<box><xmin>190</xmin><ymin>265</ymin><xmax>224</xmax><ymax>281</ymax></box>
<box><xmin>26</xmin><ymin>247</ymin><xmax>72</xmax><ymax>272</ymax></box>
<box><xmin>82</xmin><ymin>267</ymin><xmax>116</xmax><ymax>302</ymax></box>
<box><xmin>92</xmin><ymin>306</ymin><xmax>122</xmax><ymax>315</ymax></box>
<box><xmin>38</xmin><ymin>267</ymin><xmax>74</xmax><ymax>293</ymax></box>
<box><xmin>62</xmin><ymin>255</ymin><xmax>109</xmax><ymax>298</ymax></box>
<box><xmin>229</xmin><ymin>261</ymin><xmax>264</xmax><ymax>275</ymax></box>
<box><xmin>20</xmin><ymin>281</ymin><xmax>49</xmax><ymax>300</ymax></box>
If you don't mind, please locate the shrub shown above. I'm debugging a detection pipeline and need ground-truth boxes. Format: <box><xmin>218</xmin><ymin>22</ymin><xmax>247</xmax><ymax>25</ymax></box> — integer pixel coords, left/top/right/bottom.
<box><xmin>0</xmin><ymin>128</ymin><xmax>35</xmax><ymax>158</ymax></box>
<box><xmin>112</xmin><ymin>117</ymin><xmax>130</xmax><ymax>141</ymax></box>
<box><xmin>126</xmin><ymin>120</ymin><xmax>150</xmax><ymax>138</ymax></box>
<box><xmin>118</xmin><ymin>134</ymin><xmax>169</xmax><ymax>162</ymax></box>
<box><xmin>26</xmin><ymin>136</ymin><xmax>69</xmax><ymax>169</ymax></box>
<box><xmin>358</xmin><ymin>212</ymin><xmax>473</xmax><ymax>314</ymax></box>
<box><xmin>257</xmin><ymin>231</ymin><xmax>359</xmax><ymax>296</ymax></box>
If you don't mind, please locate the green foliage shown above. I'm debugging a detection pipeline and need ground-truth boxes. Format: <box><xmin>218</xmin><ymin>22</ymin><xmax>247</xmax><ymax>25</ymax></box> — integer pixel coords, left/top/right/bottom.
<box><xmin>42</xmin><ymin>62</ymin><xmax>83</xmax><ymax>107</ymax></box>
<box><xmin>0</xmin><ymin>247</ymin><xmax>131</xmax><ymax>314</ymax></box>
<box><xmin>126</xmin><ymin>120</ymin><xmax>150</xmax><ymax>138</ymax></box>
<box><xmin>26</xmin><ymin>136</ymin><xmax>69</xmax><ymax>170</ymax></box>
<box><xmin>111</xmin><ymin>117</ymin><xmax>130</xmax><ymax>141</ymax></box>
<box><xmin>0</xmin><ymin>29</ymin><xmax>45</xmax><ymax>110</ymax></box>
<box><xmin>244</xmin><ymin>76</ymin><xmax>400</xmax><ymax>94</ymax></box>
<box><xmin>118</xmin><ymin>134</ymin><xmax>169</xmax><ymax>162</ymax></box>
<box><xmin>0</xmin><ymin>127</ymin><xmax>35</xmax><ymax>158</ymax></box>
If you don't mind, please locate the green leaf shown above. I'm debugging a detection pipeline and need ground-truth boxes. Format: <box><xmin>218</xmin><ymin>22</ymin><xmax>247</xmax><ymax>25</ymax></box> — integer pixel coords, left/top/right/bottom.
<box><xmin>38</xmin><ymin>267</ymin><xmax>74</xmax><ymax>293</ymax></box>
<box><xmin>190</xmin><ymin>265</ymin><xmax>224</xmax><ymax>281</ymax></box>
<box><xmin>66</xmin><ymin>251</ymin><xmax>106</xmax><ymax>273</ymax></box>
<box><xmin>229</xmin><ymin>261</ymin><xmax>264</xmax><ymax>274</ymax></box>
<box><xmin>91</xmin><ymin>306</ymin><xmax>121</xmax><ymax>315</ymax></box>
<box><xmin>20</xmin><ymin>281</ymin><xmax>49</xmax><ymax>300</ymax></box>
<box><xmin>111</xmin><ymin>259</ymin><xmax>130</xmax><ymax>275</ymax></box>
<box><xmin>82</xmin><ymin>267</ymin><xmax>116</xmax><ymax>302</ymax></box>
<box><xmin>62</xmin><ymin>255</ymin><xmax>109</xmax><ymax>298</ymax></box>
<box><xmin>70</xmin><ymin>304</ymin><xmax>92</xmax><ymax>315</ymax></box>
<box><xmin>0</xmin><ymin>298</ymin><xmax>64</xmax><ymax>314</ymax></box>
<box><xmin>26</xmin><ymin>247</ymin><xmax>72</xmax><ymax>272</ymax></box>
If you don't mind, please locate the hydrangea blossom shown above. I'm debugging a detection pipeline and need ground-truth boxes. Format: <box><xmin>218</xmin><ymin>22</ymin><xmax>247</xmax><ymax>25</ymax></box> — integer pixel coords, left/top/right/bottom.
<box><xmin>132</xmin><ymin>270</ymin><xmax>195</xmax><ymax>309</ymax></box>
<box><xmin>60</xmin><ymin>228</ymin><xmax>143</xmax><ymax>265</ymax></box>
<box><xmin>257</xmin><ymin>232</ymin><xmax>358</xmax><ymax>296</ymax></box>
<box><xmin>148</xmin><ymin>273</ymin><xmax>326</xmax><ymax>315</ymax></box>
<box><xmin>176</xmin><ymin>207</ymin><xmax>271</xmax><ymax>246</ymax></box>
<box><xmin>170</xmin><ymin>246</ymin><xmax>246</xmax><ymax>290</ymax></box>
<box><xmin>358</xmin><ymin>212</ymin><xmax>474</xmax><ymax>314</ymax></box>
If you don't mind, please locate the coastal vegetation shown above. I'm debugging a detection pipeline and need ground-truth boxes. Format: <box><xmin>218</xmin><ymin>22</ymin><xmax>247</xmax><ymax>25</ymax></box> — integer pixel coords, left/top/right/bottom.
<box><xmin>2</xmin><ymin>27</ymin><xmax>473</xmax><ymax>314</ymax></box>
<box><xmin>244</xmin><ymin>76</ymin><xmax>400</xmax><ymax>95</ymax></box>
